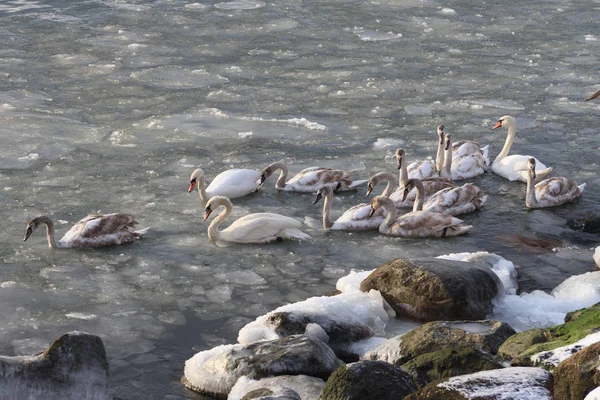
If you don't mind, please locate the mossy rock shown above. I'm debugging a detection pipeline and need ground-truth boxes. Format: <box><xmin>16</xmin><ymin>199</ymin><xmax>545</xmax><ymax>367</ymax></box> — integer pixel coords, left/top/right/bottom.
<box><xmin>400</xmin><ymin>346</ymin><xmax>504</xmax><ymax>388</ymax></box>
<box><xmin>498</xmin><ymin>303</ymin><xmax>600</xmax><ymax>365</ymax></box>
<box><xmin>318</xmin><ymin>360</ymin><xmax>417</xmax><ymax>400</ymax></box>
<box><xmin>553</xmin><ymin>341</ymin><xmax>600</xmax><ymax>400</ymax></box>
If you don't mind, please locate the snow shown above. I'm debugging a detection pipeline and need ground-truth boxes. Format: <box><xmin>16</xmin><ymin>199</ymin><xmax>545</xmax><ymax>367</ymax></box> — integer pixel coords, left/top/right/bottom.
<box><xmin>531</xmin><ymin>331</ymin><xmax>600</xmax><ymax>368</ymax></box>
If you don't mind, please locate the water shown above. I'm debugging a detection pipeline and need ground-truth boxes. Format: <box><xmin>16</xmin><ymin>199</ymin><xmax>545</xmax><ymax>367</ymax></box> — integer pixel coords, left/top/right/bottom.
<box><xmin>0</xmin><ymin>0</ymin><xmax>599</xmax><ymax>398</ymax></box>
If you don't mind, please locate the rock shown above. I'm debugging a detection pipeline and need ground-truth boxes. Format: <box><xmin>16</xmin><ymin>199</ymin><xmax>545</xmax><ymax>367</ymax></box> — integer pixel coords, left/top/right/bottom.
<box><xmin>400</xmin><ymin>346</ymin><xmax>504</xmax><ymax>388</ymax></box>
<box><xmin>359</xmin><ymin>258</ymin><xmax>501</xmax><ymax>321</ymax></box>
<box><xmin>318</xmin><ymin>360</ymin><xmax>417</xmax><ymax>400</ymax></box>
<box><xmin>0</xmin><ymin>331</ymin><xmax>109</xmax><ymax>400</ymax></box>
<box><xmin>229</xmin><ymin>375</ymin><xmax>324</xmax><ymax>400</ymax></box>
<box><xmin>241</xmin><ymin>388</ymin><xmax>301</xmax><ymax>400</ymax></box>
<box><xmin>404</xmin><ymin>367</ymin><xmax>553</xmax><ymax>400</ymax></box>
<box><xmin>531</xmin><ymin>331</ymin><xmax>600</xmax><ymax>369</ymax></box>
<box><xmin>365</xmin><ymin>320</ymin><xmax>515</xmax><ymax>366</ymax></box>
<box><xmin>553</xmin><ymin>341</ymin><xmax>600</xmax><ymax>400</ymax></box>
<box><xmin>183</xmin><ymin>335</ymin><xmax>343</xmax><ymax>398</ymax></box>
<box><xmin>498</xmin><ymin>302</ymin><xmax>600</xmax><ymax>366</ymax></box>
<box><xmin>567</xmin><ymin>214</ymin><xmax>600</xmax><ymax>233</ymax></box>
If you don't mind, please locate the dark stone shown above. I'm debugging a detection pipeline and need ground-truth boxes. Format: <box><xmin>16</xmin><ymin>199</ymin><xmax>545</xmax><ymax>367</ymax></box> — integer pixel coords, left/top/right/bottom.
<box><xmin>241</xmin><ymin>388</ymin><xmax>301</xmax><ymax>400</ymax></box>
<box><xmin>553</xmin><ymin>341</ymin><xmax>600</xmax><ymax>400</ymax></box>
<box><xmin>318</xmin><ymin>360</ymin><xmax>417</xmax><ymax>400</ymax></box>
<box><xmin>359</xmin><ymin>258</ymin><xmax>501</xmax><ymax>321</ymax></box>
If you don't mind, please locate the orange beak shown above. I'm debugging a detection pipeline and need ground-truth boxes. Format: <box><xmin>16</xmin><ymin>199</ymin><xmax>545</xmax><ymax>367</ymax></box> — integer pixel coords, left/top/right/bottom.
<box><xmin>188</xmin><ymin>181</ymin><xmax>196</xmax><ymax>193</ymax></box>
<box><xmin>203</xmin><ymin>209</ymin><xmax>212</xmax><ymax>222</ymax></box>
<box><xmin>492</xmin><ymin>121</ymin><xmax>502</xmax><ymax>130</ymax></box>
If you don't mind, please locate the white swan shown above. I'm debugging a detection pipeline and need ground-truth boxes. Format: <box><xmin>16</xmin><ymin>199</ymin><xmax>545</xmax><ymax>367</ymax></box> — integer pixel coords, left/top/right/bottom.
<box><xmin>203</xmin><ymin>196</ymin><xmax>311</xmax><ymax>243</ymax></box>
<box><xmin>313</xmin><ymin>185</ymin><xmax>385</xmax><ymax>230</ymax></box>
<box><xmin>24</xmin><ymin>214</ymin><xmax>149</xmax><ymax>248</ymax></box>
<box><xmin>525</xmin><ymin>158</ymin><xmax>585</xmax><ymax>209</ymax></box>
<box><xmin>259</xmin><ymin>161</ymin><xmax>367</xmax><ymax>192</ymax></box>
<box><xmin>396</xmin><ymin>148</ymin><xmax>454</xmax><ymax>203</ymax></box>
<box><xmin>188</xmin><ymin>168</ymin><xmax>261</xmax><ymax>201</ymax></box>
<box><xmin>491</xmin><ymin>115</ymin><xmax>553</xmax><ymax>182</ymax></box>
<box><xmin>368</xmin><ymin>195</ymin><xmax>472</xmax><ymax>238</ymax></box>
<box><xmin>403</xmin><ymin>178</ymin><xmax>487</xmax><ymax>217</ymax></box>
<box><xmin>440</xmin><ymin>134</ymin><xmax>486</xmax><ymax>180</ymax></box>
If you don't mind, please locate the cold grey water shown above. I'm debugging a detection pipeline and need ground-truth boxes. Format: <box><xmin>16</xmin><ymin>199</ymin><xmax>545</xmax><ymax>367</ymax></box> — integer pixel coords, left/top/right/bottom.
<box><xmin>1</xmin><ymin>0</ymin><xmax>599</xmax><ymax>398</ymax></box>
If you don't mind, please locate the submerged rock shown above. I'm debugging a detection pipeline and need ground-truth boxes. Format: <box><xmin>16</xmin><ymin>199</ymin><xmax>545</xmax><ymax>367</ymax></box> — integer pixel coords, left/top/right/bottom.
<box><xmin>498</xmin><ymin>302</ymin><xmax>600</xmax><ymax>366</ymax></box>
<box><xmin>0</xmin><ymin>331</ymin><xmax>109</xmax><ymax>400</ymax></box>
<box><xmin>183</xmin><ymin>335</ymin><xmax>343</xmax><ymax>398</ymax></box>
<box><xmin>404</xmin><ymin>367</ymin><xmax>553</xmax><ymax>400</ymax></box>
<box><xmin>318</xmin><ymin>360</ymin><xmax>417</xmax><ymax>400</ymax></box>
<box><xmin>229</xmin><ymin>375</ymin><xmax>324</xmax><ymax>400</ymax></box>
<box><xmin>359</xmin><ymin>258</ymin><xmax>501</xmax><ymax>321</ymax></box>
<box><xmin>553</xmin><ymin>341</ymin><xmax>600</xmax><ymax>400</ymax></box>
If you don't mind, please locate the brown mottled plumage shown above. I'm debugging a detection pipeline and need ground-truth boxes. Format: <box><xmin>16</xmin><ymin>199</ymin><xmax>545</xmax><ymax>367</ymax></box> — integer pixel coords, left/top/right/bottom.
<box><xmin>259</xmin><ymin>161</ymin><xmax>366</xmax><ymax>192</ymax></box>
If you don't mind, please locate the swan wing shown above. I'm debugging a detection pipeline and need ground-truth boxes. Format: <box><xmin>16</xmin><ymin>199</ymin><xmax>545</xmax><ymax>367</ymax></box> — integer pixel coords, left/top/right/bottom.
<box><xmin>206</xmin><ymin>169</ymin><xmax>261</xmax><ymax>199</ymax></box>
<box><xmin>388</xmin><ymin>211</ymin><xmax>466</xmax><ymax>237</ymax></box>
<box><xmin>492</xmin><ymin>155</ymin><xmax>550</xmax><ymax>181</ymax></box>
<box><xmin>285</xmin><ymin>168</ymin><xmax>354</xmax><ymax>191</ymax></box>
<box><xmin>220</xmin><ymin>213</ymin><xmax>307</xmax><ymax>243</ymax></box>
<box><xmin>407</xmin><ymin>160</ymin><xmax>437</xmax><ymax>180</ymax></box>
<box><xmin>535</xmin><ymin>177</ymin><xmax>582</xmax><ymax>206</ymax></box>
<box><xmin>332</xmin><ymin>203</ymin><xmax>385</xmax><ymax>230</ymax></box>
<box><xmin>59</xmin><ymin>213</ymin><xmax>142</xmax><ymax>247</ymax></box>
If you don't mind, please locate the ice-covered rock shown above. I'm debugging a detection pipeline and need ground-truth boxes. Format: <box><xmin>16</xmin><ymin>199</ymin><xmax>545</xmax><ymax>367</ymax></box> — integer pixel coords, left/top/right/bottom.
<box><xmin>228</xmin><ymin>375</ymin><xmax>324</xmax><ymax>400</ymax></box>
<box><xmin>404</xmin><ymin>367</ymin><xmax>553</xmax><ymax>400</ymax></box>
<box><xmin>183</xmin><ymin>335</ymin><xmax>343</xmax><ymax>398</ymax></box>
<box><xmin>237</xmin><ymin>290</ymin><xmax>389</xmax><ymax>346</ymax></box>
<box><xmin>498</xmin><ymin>302</ymin><xmax>600</xmax><ymax>366</ymax></box>
<box><xmin>594</xmin><ymin>246</ymin><xmax>600</xmax><ymax>268</ymax></box>
<box><xmin>318</xmin><ymin>360</ymin><xmax>417</xmax><ymax>400</ymax></box>
<box><xmin>360</xmin><ymin>258</ymin><xmax>501</xmax><ymax>321</ymax></box>
<box><xmin>0</xmin><ymin>331</ymin><xmax>109</xmax><ymax>400</ymax></box>
<box><xmin>553</xmin><ymin>341</ymin><xmax>600</xmax><ymax>400</ymax></box>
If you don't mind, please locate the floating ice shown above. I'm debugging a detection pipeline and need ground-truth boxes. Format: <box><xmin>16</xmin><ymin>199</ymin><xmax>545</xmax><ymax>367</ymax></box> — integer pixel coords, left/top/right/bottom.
<box><xmin>238</xmin><ymin>131</ymin><xmax>253</xmax><ymax>138</ymax></box>
<box><xmin>440</xmin><ymin>8</ymin><xmax>456</xmax><ymax>14</ymax></box>
<box><xmin>214</xmin><ymin>0</ymin><xmax>265</xmax><ymax>10</ymax></box>
<box><xmin>373</xmin><ymin>138</ymin><xmax>405</xmax><ymax>149</ymax></box>
<box><xmin>531</xmin><ymin>331</ymin><xmax>600</xmax><ymax>368</ymax></box>
<box><xmin>352</xmin><ymin>27</ymin><xmax>402</xmax><ymax>41</ymax></box>
<box><xmin>66</xmin><ymin>312</ymin><xmax>97</xmax><ymax>320</ymax></box>
<box><xmin>335</xmin><ymin>270</ymin><xmax>374</xmax><ymax>293</ymax></box>
<box><xmin>130</xmin><ymin>67</ymin><xmax>228</xmax><ymax>89</ymax></box>
<box><xmin>184</xmin><ymin>3</ymin><xmax>206</xmax><ymax>10</ymax></box>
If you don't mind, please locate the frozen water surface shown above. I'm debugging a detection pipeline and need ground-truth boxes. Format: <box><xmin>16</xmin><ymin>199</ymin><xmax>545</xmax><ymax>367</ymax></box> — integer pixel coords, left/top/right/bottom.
<box><xmin>1</xmin><ymin>0</ymin><xmax>599</xmax><ymax>398</ymax></box>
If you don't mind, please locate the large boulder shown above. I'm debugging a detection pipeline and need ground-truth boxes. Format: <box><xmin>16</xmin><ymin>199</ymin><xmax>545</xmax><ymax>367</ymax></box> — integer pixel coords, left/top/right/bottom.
<box><xmin>229</xmin><ymin>375</ymin><xmax>324</xmax><ymax>400</ymax></box>
<box><xmin>404</xmin><ymin>367</ymin><xmax>553</xmax><ymax>400</ymax></box>
<box><xmin>0</xmin><ymin>331</ymin><xmax>109</xmax><ymax>400</ymax></box>
<box><xmin>318</xmin><ymin>360</ymin><xmax>417</xmax><ymax>400</ymax></box>
<box><xmin>183</xmin><ymin>335</ymin><xmax>343</xmax><ymax>398</ymax></box>
<box><xmin>498</xmin><ymin>302</ymin><xmax>600</xmax><ymax>366</ymax></box>
<box><xmin>365</xmin><ymin>320</ymin><xmax>515</xmax><ymax>366</ymax></box>
<box><xmin>553</xmin><ymin>341</ymin><xmax>600</xmax><ymax>400</ymax></box>
<box><xmin>400</xmin><ymin>346</ymin><xmax>504</xmax><ymax>388</ymax></box>
<box><xmin>359</xmin><ymin>258</ymin><xmax>501</xmax><ymax>321</ymax></box>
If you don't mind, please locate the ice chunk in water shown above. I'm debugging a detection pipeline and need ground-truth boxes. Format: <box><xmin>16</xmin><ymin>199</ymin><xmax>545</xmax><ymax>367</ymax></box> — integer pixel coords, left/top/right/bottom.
<box><xmin>336</xmin><ymin>270</ymin><xmax>374</xmax><ymax>293</ymax></box>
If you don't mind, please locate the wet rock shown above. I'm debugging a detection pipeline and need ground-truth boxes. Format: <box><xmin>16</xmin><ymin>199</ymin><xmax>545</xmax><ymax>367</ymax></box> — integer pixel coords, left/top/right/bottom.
<box><xmin>567</xmin><ymin>213</ymin><xmax>600</xmax><ymax>233</ymax></box>
<box><xmin>553</xmin><ymin>341</ymin><xmax>600</xmax><ymax>400</ymax></box>
<box><xmin>241</xmin><ymin>388</ymin><xmax>301</xmax><ymax>400</ymax></box>
<box><xmin>318</xmin><ymin>360</ymin><xmax>417</xmax><ymax>400</ymax></box>
<box><xmin>404</xmin><ymin>367</ymin><xmax>553</xmax><ymax>400</ymax></box>
<box><xmin>360</xmin><ymin>258</ymin><xmax>501</xmax><ymax>321</ymax></box>
<box><xmin>400</xmin><ymin>346</ymin><xmax>504</xmax><ymax>388</ymax></box>
<box><xmin>498</xmin><ymin>302</ymin><xmax>600</xmax><ymax>366</ymax></box>
<box><xmin>183</xmin><ymin>335</ymin><xmax>343</xmax><ymax>398</ymax></box>
<box><xmin>229</xmin><ymin>375</ymin><xmax>324</xmax><ymax>400</ymax></box>
<box><xmin>0</xmin><ymin>331</ymin><xmax>109</xmax><ymax>400</ymax></box>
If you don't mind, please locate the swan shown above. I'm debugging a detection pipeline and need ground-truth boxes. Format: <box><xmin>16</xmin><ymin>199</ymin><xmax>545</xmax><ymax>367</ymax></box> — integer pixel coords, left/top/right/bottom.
<box><xmin>585</xmin><ymin>89</ymin><xmax>600</xmax><ymax>101</ymax></box>
<box><xmin>396</xmin><ymin>148</ymin><xmax>454</xmax><ymax>203</ymax></box>
<box><xmin>188</xmin><ymin>168</ymin><xmax>261</xmax><ymax>201</ymax></box>
<box><xmin>435</xmin><ymin>125</ymin><xmax>446</xmax><ymax>172</ymax></box>
<box><xmin>313</xmin><ymin>185</ymin><xmax>385</xmax><ymax>230</ymax></box>
<box><xmin>403</xmin><ymin>178</ymin><xmax>487</xmax><ymax>217</ymax></box>
<box><xmin>259</xmin><ymin>161</ymin><xmax>367</xmax><ymax>192</ymax></box>
<box><xmin>525</xmin><ymin>158</ymin><xmax>585</xmax><ymax>209</ymax></box>
<box><xmin>447</xmin><ymin>123</ymin><xmax>490</xmax><ymax>168</ymax></box>
<box><xmin>440</xmin><ymin>134</ymin><xmax>486</xmax><ymax>180</ymax></box>
<box><xmin>203</xmin><ymin>196</ymin><xmax>311</xmax><ymax>243</ymax></box>
<box><xmin>368</xmin><ymin>195</ymin><xmax>472</xmax><ymax>238</ymax></box>
<box><xmin>366</xmin><ymin>171</ymin><xmax>412</xmax><ymax>208</ymax></box>
<box><xmin>24</xmin><ymin>214</ymin><xmax>149</xmax><ymax>248</ymax></box>
<box><xmin>491</xmin><ymin>115</ymin><xmax>553</xmax><ymax>182</ymax></box>
<box><xmin>594</xmin><ymin>247</ymin><xmax>600</xmax><ymax>268</ymax></box>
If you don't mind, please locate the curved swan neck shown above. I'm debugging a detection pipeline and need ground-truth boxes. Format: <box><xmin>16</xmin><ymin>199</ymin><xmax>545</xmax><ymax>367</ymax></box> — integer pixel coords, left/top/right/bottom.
<box><xmin>39</xmin><ymin>216</ymin><xmax>57</xmax><ymax>248</ymax></box>
<box><xmin>398</xmin><ymin>154</ymin><xmax>409</xmax><ymax>186</ymax></box>
<box><xmin>197</xmin><ymin>174</ymin><xmax>208</xmax><ymax>201</ymax></box>
<box><xmin>376</xmin><ymin>172</ymin><xmax>397</xmax><ymax>197</ymax></box>
<box><xmin>525</xmin><ymin>168</ymin><xmax>537</xmax><ymax>208</ymax></box>
<box><xmin>497</xmin><ymin>118</ymin><xmax>516</xmax><ymax>161</ymax></box>
<box><xmin>411</xmin><ymin>180</ymin><xmax>425</xmax><ymax>212</ymax></box>
<box><xmin>321</xmin><ymin>189</ymin><xmax>334</xmax><ymax>229</ymax></box>
<box><xmin>379</xmin><ymin>197</ymin><xmax>398</xmax><ymax>231</ymax></box>
<box><xmin>267</xmin><ymin>161</ymin><xmax>289</xmax><ymax>189</ymax></box>
<box><xmin>207</xmin><ymin>198</ymin><xmax>233</xmax><ymax>242</ymax></box>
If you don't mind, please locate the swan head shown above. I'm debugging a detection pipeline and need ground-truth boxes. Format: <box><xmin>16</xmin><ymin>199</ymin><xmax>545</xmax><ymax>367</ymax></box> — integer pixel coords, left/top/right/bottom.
<box><xmin>24</xmin><ymin>217</ymin><xmax>43</xmax><ymax>241</ymax></box>
<box><xmin>368</xmin><ymin>196</ymin><xmax>386</xmax><ymax>218</ymax></box>
<box><xmin>259</xmin><ymin>162</ymin><xmax>281</xmax><ymax>186</ymax></box>
<box><xmin>437</xmin><ymin>125</ymin><xmax>445</xmax><ymax>144</ymax></box>
<box><xmin>401</xmin><ymin>179</ymin><xmax>419</xmax><ymax>202</ymax></box>
<box><xmin>527</xmin><ymin>157</ymin><xmax>536</xmax><ymax>180</ymax></box>
<box><xmin>395</xmin><ymin>148</ymin><xmax>405</xmax><ymax>170</ymax></box>
<box><xmin>203</xmin><ymin>196</ymin><xmax>229</xmax><ymax>221</ymax></box>
<box><xmin>188</xmin><ymin>169</ymin><xmax>204</xmax><ymax>193</ymax></box>
<box><xmin>445</xmin><ymin>134</ymin><xmax>452</xmax><ymax>150</ymax></box>
<box><xmin>312</xmin><ymin>185</ymin><xmax>333</xmax><ymax>205</ymax></box>
<box><xmin>492</xmin><ymin>115</ymin><xmax>515</xmax><ymax>130</ymax></box>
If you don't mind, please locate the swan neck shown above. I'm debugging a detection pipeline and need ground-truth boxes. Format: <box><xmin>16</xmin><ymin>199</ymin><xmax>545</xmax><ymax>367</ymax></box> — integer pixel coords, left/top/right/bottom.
<box><xmin>379</xmin><ymin>172</ymin><xmax>397</xmax><ymax>197</ymax></box>
<box><xmin>442</xmin><ymin>142</ymin><xmax>452</xmax><ymax>178</ymax></box>
<box><xmin>274</xmin><ymin>162</ymin><xmax>289</xmax><ymax>189</ymax></box>
<box><xmin>380</xmin><ymin>198</ymin><xmax>398</xmax><ymax>231</ymax></box>
<box><xmin>208</xmin><ymin>200</ymin><xmax>232</xmax><ymax>242</ymax></box>
<box><xmin>435</xmin><ymin>136</ymin><xmax>444</xmax><ymax>172</ymax></box>
<box><xmin>41</xmin><ymin>216</ymin><xmax>57</xmax><ymax>248</ymax></box>
<box><xmin>321</xmin><ymin>190</ymin><xmax>334</xmax><ymax>228</ymax></box>
<box><xmin>497</xmin><ymin>121</ymin><xmax>516</xmax><ymax>161</ymax></box>
<box><xmin>525</xmin><ymin>169</ymin><xmax>537</xmax><ymax>208</ymax></box>
<box><xmin>412</xmin><ymin>181</ymin><xmax>425</xmax><ymax>212</ymax></box>
<box><xmin>399</xmin><ymin>157</ymin><xmax>409</xmax><ymax>186</ymax></box>
<box><xmin>197</xmin><ymin>175</ymin><xmax>208</xmax><ymax>201</ymax></box>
